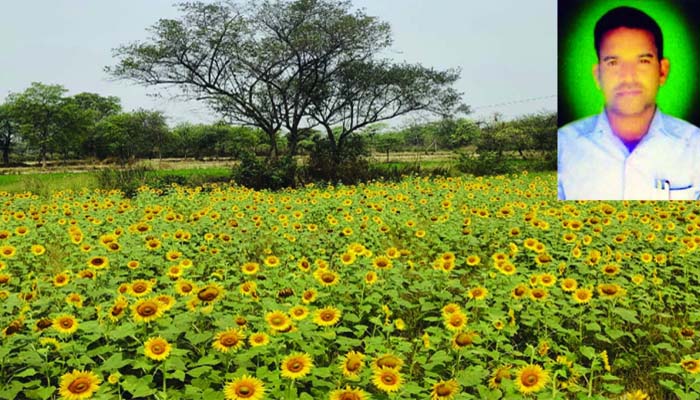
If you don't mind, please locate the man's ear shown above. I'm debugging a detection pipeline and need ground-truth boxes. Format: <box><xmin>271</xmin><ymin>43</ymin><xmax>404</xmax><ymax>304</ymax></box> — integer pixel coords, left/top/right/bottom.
<box><xmin>592</xmin><ymin>63</ymin><xmax>601</xmax><ymax>89</ymax></box>
<box><xmin>659</xmin><ymin>58</ymin><xmax>670</xmax><ymax>86</ymax></box>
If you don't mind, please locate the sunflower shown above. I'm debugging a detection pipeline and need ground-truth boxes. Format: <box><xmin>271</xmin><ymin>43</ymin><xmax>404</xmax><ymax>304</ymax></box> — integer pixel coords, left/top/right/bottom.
<box><xmin>145</xmin><ymin>238</ymin><xmax>162</xmax><ymax>251</ymax></box>
<box><xmin>212</xmin><ymin>328</ymin><xmax>246</xmax><ymax>353</ymax></box>
<box><xmin>224</xmin><ymin>375</ymin><xmax>265</xmax><ymax>400</ymax></box>
<box><xmin>241</xmin><ymin>262</ymin><xmax>260</xmax><ymax>275</ymax></box>
<box><xmin>681</xmin><ymin>359</ymin><xmax>700</xmax><ymax>374</ymax></box>
<box><xmin>87</xmin><ymin>256</ymin><xmax>108</xmax><ymax>269</ymax></box>
<box><xmin>266</xmin><ymin>310</ymin><xmax>292</xmax><ymax>332</ymax></box>
<box><xmin>59</xmin><ymin>369</ymin><xmax>101</xmax><ymax>400</ymax></box>
<box><xmin>0</xmin><ymin>245</ymin><xmax>16</xmax><ymax>258</ymax></box>
<box><xmin>452</xmin><ymin>331</ymin><xmax>478</xmax><ymax>350</ymax></box>
<box><xmin>372</xmin><ymin>256</ymin><xmax>392</xmax><ymax>270</ymax></box>
<box><xmin>560</xmin><ymin>278</ymin><xmax>578</xmax><ymax>292</ymax></box>
<box><xmin>155</xmin><ymin>295</ymin><xmax>176</xmax><ymax>311</ymax></box>
<box><xmin>597</xmin><ymin>283</ymin><xmax>626</xmax><ymax>299</ymax></box>
<box><xmin>165</xmin><ymin>250</ymin><xmax>182</xmax><ymax>261</ymax></box>
<box><xmin>372</xmin><ymin>353</ymin><xmax>404</xmax><ymax>371</ymax></box>
<box><xmin>443</xmin><ymin>311</ymin><xmax>468</xmax><ymax>332</ymax></box>
<box><xmin>329</xmin><ymin>386</ymin><xmax>369</xmax><ymax>400</ymax></box>
<box><xmin>53</xmin><ymin>272</ymin><xmax>71</xmax><ymax>287</ymax></box>
<box><xmin>311</xmin><ymin>306</ymin><xmax>341</xmax><ymax>327</ymax></box>
<box><xmin>108</xmin><ymin>297</ymin><xmax>129</xmax><ymax>322</ymax></box>
<box><xmin>31</xmin><ymin>244</ymin><xmax>46</xmax><ymax>256</ymax></box>
<box><xmin>128</xmin><ymin>279</ymin><xmax>152</xmax><ymax>297</ymax></box>
<box><xmin>264</xmin><ymin>255</ymin><xmax>280</xmax><ymax>267</ymax></box>
<box><xmin>364</xmin><ymin>271</ymin><xmax>378</xmax><ymax>285</ymax></box>
<box><xmin>488</xmin><ymin>365</ymin><xmax>513</xmax><ymax>389</ymax></box>
<box><xmin>297</xmin><ymin>258</ymin><xmax>312</xmax><ymax>272</ymax></box>
<box><xmin>538</xmin><ymin>273</ymin><xmax>556</xmax><ymax>287</ymax></box>
<box><xmin>467</xmin><ymin>287</ymin><xmax>488</xmax><ymax>300</ymax></box>
<box><xmin>441</xmin><ymin>303</ymin><xmax>461</xmax><ymax>316</ymax></box>
<box><xmin>529</xmin><ymin>288</ymin><xmax>548</xmax><ymax>301</ymax></box>
<box><xmin>620</xmin><ymin>390</ymin><xmax>649</xmax><ymax>400</ymax></box>
<box><xmin>65</xmin><ymin>293</ymin><xmax>83</xmax><ymax>308</ymax></box>
<box><xmin>573</xmin><ymin>288</ymin><xmax>593</xmax><ymax>304</ymax></box>
<box><xmin>175</xmin><ymin>280</ymin><xmax>196</xmax><ymax>296</ymax></box>
<box><xmin>280</xmin><ymin>352</ymin><xmax>313</xmax><ymax>379</ymax></box>
<box><xmin>430</xmin><ymin>379</ymin><xmax>460</xmax><ymax>400</ymax></box>
<box><xmin>53</xmin><ymin>315</ymin><xmax>79</xmax><ymax>335</ymax></box>
<box><xmin>126</xmin><ymin>260</ymin><xmax>140</xmax><ymax>270</ymax></box>
<box><xmin>465</xmin><ymin>255</ymin><xmax>480</xmax><ymax>266</ymax></box>
<box><xmin>144</xmin><ymin>337</ymin><xmax>172</xmax><ymax>361</ymax></box>
<box><xmin>372</xmin><ymin>366</ymin><xmax>403</xmax><ymax>393</ymax></box>
<box><xmin>289</xmin><ymin>305</ymin><xmax>309</xmax><ymax>320</ymax></box>
<box><xmin>132</xmin><ymin>298</ymin><xmax>164</xmax><ymax>323</ymax></box>
<box><xmin>239</xmin><ymin>281</ymin><xmax>257</xmax><ymax>296</ymax></box>
<box><xmin>339</xmin><ymin>252</ymin><xmax>356</xmax><ymax>265</ymax></box>
<box><xmin>301</xmin><ymin>288</ymin><xmax>317</xmax><ymax>304</ymax></box>
<box><xmin>197</xmin><ymin>283</ymin><xmax>225</xmax><ymax>303</ymax></box>
<box><xmin>340</xmin><ymin>351</ymin><xmax>365</xmax><ymax>377</ymax></box>
<box><xmin>515</xmin><ymin>364</ymin><xmax>549</xmax><ymax>394</ymax></box>
<box><xmin>601</xmin><ymin>264</ymin><xmax>620</xmax><ymax>276</ymax></box>
<box><xmin>315</xmin><ymin>270</ymin><xmax>340</xmax><ymax>286</ymax></box>
<box><xmin>249</xmin><ymin>332</ymin><xmax>270</xmax><ymax>347</ymax></box>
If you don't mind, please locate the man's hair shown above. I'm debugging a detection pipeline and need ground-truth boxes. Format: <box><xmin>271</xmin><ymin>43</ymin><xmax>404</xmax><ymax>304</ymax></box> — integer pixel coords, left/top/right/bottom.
<box><xmin>594</xmin><ymin>6</ymin><xmax>663</xmax><ymax>60</ymax></box>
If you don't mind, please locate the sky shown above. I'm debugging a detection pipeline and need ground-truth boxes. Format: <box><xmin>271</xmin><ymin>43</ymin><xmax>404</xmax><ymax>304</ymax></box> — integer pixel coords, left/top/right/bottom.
<box><xmin>0</xmin><ymin>0</ymin><xmax>556</xmax><ymax>128</ymax></box>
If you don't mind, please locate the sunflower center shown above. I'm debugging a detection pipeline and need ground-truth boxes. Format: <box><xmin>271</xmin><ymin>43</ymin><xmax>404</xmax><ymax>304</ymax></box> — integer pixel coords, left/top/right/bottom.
<box><xmin>382</xmin><ymin>374</ymin><xmax>396</xmax><ymax>384</ymax></box>
<box><xmin>346</xmin><ymin>359</ymin><xmax>361</xmax><ymax>371</ymax></box>
<box><xmin>322</xmin><ymin>273</ymin><xmax>335</xmax><ymax>283</ymax></box>
<box><xmin>455</xmin><ymin>333</ymin><xmax>473</xmax><ymax>346</ymax></box>
<box><xmin>271</xmin><ymin>317</ymin><xmax>283</xmax><ymax>325</ymax></box>
<box><xmin>222</xmin><ymin>336</ymin><xmax>238</xmax><ymax>346</ymax></box>
<box><xmin>436</xmin><ymin>384</ymin><xmax>452</xmax><ymax>396</ymax></box>
<box><xmin>138</xmin><ymin>303</ymin><xmax>157</xmax><ymax>316</ymax></box>
<box><xmin>339</xmin><ymin>393</ymin><xmax>360</xmax><ymax>400</ymax></box>
<box><xmin>92</xmin><ymin>258</ymin><xmax>104</xmax><ymax>266</ymax></box>
<box><xmin>152</xmin><ymin>344</ymin><xmax>163</xmax><ymax>354</ymax></box>
<box><xmin>68</xmin><ymin>378</ymin><xmax>90</xmax><ymax>393</ymax></box>
<box><xmin>236</xmin><ymin>384</ymin><xmax>253</xmax><ymax>396</ymax></box>
<box><xmin>198</xmin><ymin>288</ymin><xmax>219</xmax><ymax>301</ymax></box>
<box><xmin>289</xmin><ymin>361</ymin><xmax>302</xmax><ymax>371</ymax></box>
<box><xmin>321</xmin><ymin>312</ymin><xmax>334</xmax><ymax>321</ymax></box>
<box><xmin>61</xmin><ymin>319</ymin><xmax>73</xmax><ymax>328</ymax></box>
<box><xmin>523</xmin><ymin>373</ymin><xmax>538</xmax><ymax>387</ymax></box>
<box><xmin>133</xmin><ymin>284</ymin><xmax>147</xmax><ymax>293</ymax></box>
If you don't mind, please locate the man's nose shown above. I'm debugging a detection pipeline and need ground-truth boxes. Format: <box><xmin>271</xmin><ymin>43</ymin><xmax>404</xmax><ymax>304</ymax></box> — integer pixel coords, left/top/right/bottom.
<box><xmin>618</xmin><ymin>61</ymin><xmax>638</xmax><ymax>80</ymax></box>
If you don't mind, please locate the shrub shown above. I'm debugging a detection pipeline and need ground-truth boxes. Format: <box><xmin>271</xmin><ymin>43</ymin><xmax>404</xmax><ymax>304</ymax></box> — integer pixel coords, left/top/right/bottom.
<box><xmin>95</xmin><ymin>165</ymin><xmax>152</xmax><ymax>197</ymax></box>
<box><xmin>232</xmin><ymin>152</ymin><xmax>296</xmax><ymax>190</ymax></box>
<box><xmin>455</xmin><ymin>151</ymin><xmax>512</xmax><ymax>176</ymax></box>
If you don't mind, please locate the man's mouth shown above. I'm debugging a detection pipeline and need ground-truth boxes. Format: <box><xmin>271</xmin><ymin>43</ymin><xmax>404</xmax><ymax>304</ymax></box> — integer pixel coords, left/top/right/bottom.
<box><xmin>616</xmin><ymin>89</ymin><xmax>642</xmax><ymax>96</ymax></box>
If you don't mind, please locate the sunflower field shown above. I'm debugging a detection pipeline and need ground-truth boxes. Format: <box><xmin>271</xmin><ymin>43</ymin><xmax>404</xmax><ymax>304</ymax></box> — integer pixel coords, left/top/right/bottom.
<box><xmin>1</xmin><ymin>173</ymin><xmax>700</xmax><ymax>400</ymax></box>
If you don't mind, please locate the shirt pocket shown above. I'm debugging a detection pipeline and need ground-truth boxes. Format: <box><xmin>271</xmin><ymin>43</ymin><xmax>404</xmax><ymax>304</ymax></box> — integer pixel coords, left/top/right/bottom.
<box><xmin>669</xmin><ymin>185</ymin><xmax>699</xmax><ymax>200</ymax></box>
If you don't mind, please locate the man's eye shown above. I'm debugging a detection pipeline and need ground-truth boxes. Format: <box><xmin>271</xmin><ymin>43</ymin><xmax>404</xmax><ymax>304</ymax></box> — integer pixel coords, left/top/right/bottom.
<box><xmin>640</xmin><ymin>59</ymin><xmax>651</xmax><ymax>64</ymax></box>
<box><xmin>607</xmin><ymin>60</ymin><xmax>618</xmax><ymax>66</ymax></box>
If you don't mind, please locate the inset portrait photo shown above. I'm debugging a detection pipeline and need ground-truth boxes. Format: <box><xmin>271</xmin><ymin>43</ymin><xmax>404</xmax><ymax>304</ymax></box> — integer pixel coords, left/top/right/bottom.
<box><xmin>557</xmin><ymin>1</ymin><xmax>700</xmax><ymax>200</ymax></box>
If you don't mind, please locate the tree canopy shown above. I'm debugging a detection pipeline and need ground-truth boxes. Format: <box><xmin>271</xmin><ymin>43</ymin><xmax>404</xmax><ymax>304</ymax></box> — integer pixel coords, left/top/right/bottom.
<box><xmin>106</xmin><ymin>0</ymin><xmax>463</xmax><ymax>163</ymax></box>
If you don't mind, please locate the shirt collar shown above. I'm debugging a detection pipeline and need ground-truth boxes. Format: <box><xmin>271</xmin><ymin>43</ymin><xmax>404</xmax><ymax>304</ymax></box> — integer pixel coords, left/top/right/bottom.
<box><xmin>591</xmin><ymin>107</ymin><xmax>670</xmax><ymax>141</ymax></box>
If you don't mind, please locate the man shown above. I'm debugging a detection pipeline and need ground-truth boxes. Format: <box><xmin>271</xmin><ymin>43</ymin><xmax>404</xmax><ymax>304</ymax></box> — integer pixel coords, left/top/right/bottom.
<box><xmin>558</xmin><ymin>6</ymin><xmax>700</xmax><ymax>200</ymax></box>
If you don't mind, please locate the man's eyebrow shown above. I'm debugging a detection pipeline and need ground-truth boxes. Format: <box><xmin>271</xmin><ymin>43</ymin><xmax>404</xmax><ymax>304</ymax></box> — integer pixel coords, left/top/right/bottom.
<box><xmin>638</xmin><ymin>53</ymin><xmax>655</xmax><ymax>58</ymax></box>
<box><xmin>602</xmin><ymin>56</ymin><xmax>618</xmax><ymax>62</ymax></box>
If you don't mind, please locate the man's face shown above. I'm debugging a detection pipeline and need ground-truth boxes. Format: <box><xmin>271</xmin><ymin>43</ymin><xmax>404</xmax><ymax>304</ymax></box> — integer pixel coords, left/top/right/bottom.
<box><xmin>593</xmin><ymin>27</ymin><xmax>669</xmax><ymax>117</ymax></box>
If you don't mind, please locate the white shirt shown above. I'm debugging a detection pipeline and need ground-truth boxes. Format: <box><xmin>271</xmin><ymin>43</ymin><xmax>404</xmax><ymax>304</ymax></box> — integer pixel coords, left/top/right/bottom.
<box><xmin>558</xmin><ymin>109</ymin><xmax>700</xmax><ymax>200</ymax></box>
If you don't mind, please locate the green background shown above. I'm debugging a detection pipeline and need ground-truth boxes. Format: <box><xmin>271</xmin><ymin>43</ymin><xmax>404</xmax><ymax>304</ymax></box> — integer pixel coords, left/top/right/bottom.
<box><xmin>558</xmin><ymin>0</ymin><xmax>700</xmax><ymax>126</ymax></box>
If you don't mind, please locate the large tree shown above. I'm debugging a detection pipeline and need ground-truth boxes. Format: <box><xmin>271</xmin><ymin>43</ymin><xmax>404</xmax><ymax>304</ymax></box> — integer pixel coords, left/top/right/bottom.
<box><xmin>107</xmin><ymin>0</ymin><xmax>462</xmax><ymax>165</ymax></box>
<box><xmin>6</xmin><ymin>82</ymin><xmax>68</xmax><ymax>167</ymax></box>
<box><xmin>0</xmin><ymin>103</ymin><xmax>19</xmax><ymax>166</ymax></box>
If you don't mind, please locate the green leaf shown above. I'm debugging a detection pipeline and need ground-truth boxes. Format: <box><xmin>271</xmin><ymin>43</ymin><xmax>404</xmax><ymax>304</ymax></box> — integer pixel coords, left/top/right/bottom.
<box><xmin>122</xmin><ymin>375</ymin><xmax>156</xmax><ymax>398</ymax></box>
<box><xmin>101</xmin><ymin>352</ymin><xmax>130</xmax><ymax>371</ymax></box>
<box><xmin>25</xmin><ymin>386</ymin><xmax>55</xmax><ymax>400</ymax></box>
<box><xmin>612</xmin><ymin>308</ymin><xmax>640</xmax><ymax>324</ymax></box>
<box><xmin>188</xmin><ymin>366</ymin><xmax>213</xmax><ymax>378</ymax></box>
<box><xmin>171</xmin><ymin>369</ymin><xmax>186</xmax><ymax>381</ymax></box>
<box><xmin>585</xmin><ymin>322</ymin><xmax>601</xmax><ymax>332</ymax></box>
<box><xmin>456</xmin><ymin>365</ymin><xmax>488</xmax><ymax>387</ymax></box>
<box><xmin>579</xmin><ymin>345</ymin><xmax>596</xmax><ymax>360</ymax></box>
<box><xmin>602</xmin><ymin>383</ymin><xmax>624</xmax><ymax>394</ymax></box>
<box><xmin>606</xmin><ymin>328</ymin><xmax>626</xmax><ymax>340</ymax></box>
<box><xmin>14</xmin><ymin>368</ymin><xmax>38</xmax><ymax>378</ymax></box>
<box><xmin>195</xmin><ymin>354</ymin><xmax>221</xmax><ymax>366</ymax></box>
